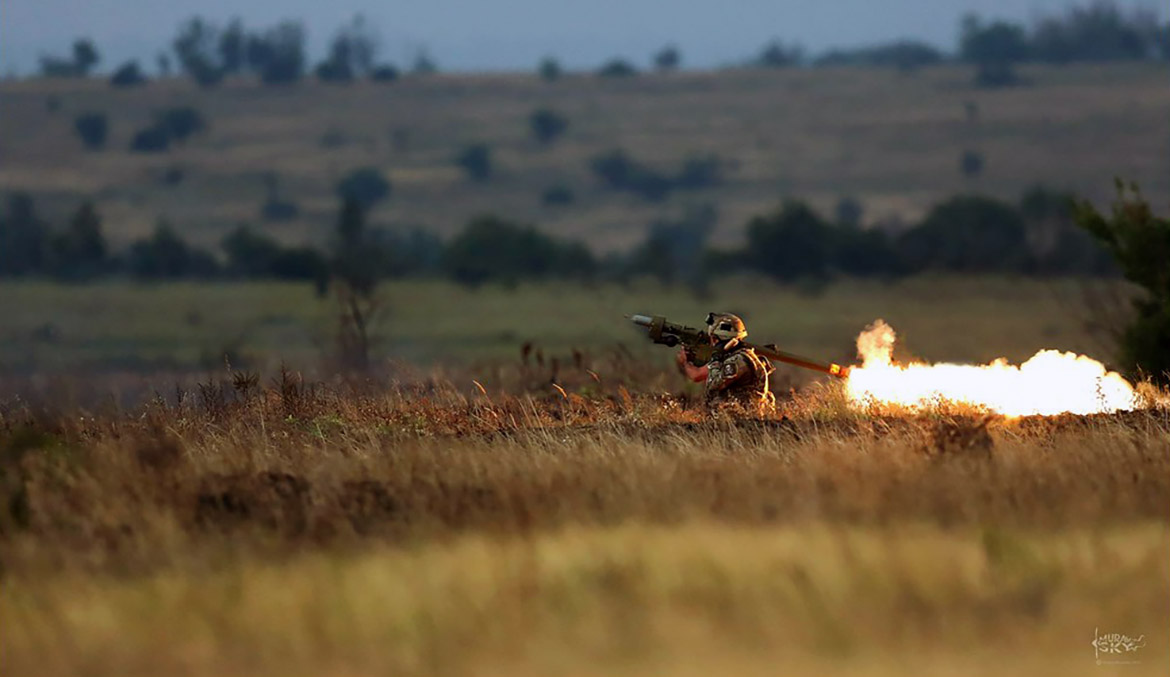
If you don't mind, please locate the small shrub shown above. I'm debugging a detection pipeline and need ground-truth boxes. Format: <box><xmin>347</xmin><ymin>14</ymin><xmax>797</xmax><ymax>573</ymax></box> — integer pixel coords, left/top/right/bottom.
<box><xmin>156</xmin><ymin>107</ymin><xmax>207</xmax><ymax>143</ymax></box>
<box><xmin>654</xmin><ymin>45</ymin><xmax>681</xmax><ymax>72</ymax></box>
<box><xmin>597</xmin><ymin>59</ymin><xmax>637</xmax><ymax>77</ymax></box>
<box><xmin>370</xmin><ymin>64</ymin><xmax>399</xmax><ymax>82</ymax></box>
<box><xmin>336</xmin><ymin>167</ymin><xmax>391</xmax><ymax>209</ymax></box>
<box><xmin>110</xmin><ymin>61</ymin><xmax>147</xmax><ymax>87</ymax></box>
<box><xmin>529</xmin><ymin>108</ymin><xmax>569</xmax><ymax>146</ymax></box>
<box><xmin>455</xmin><ymin>144</ymin><xmax>493</xmax><ymax>182</ymax></box>
<box><xmin>74</xmin><ymin>112</ymin><xmax>108</xmax><ymax>150</ymax></box>
<box><xmin>538</xmin><ymin>57</ymin><xmax>562</xmax><ymax>81</ymax></box>
<box><xmin>130</xmin><ymin>126</ymin><xmax>170</xmax><ymax>153</ymax></box>
<box><xmin>757</xmin><ymin>40</ymin><xmax>803</xmax><ymax>67</ymax></box>
<box><xmin>898</xmin><ymin>195</ymin><xmax>1030</xmax><ymax>273</ymax></box>
<box><xmin>443</xmin><ymin>215</ymin><xmax>594</xmax><ymax>286</ymax></box>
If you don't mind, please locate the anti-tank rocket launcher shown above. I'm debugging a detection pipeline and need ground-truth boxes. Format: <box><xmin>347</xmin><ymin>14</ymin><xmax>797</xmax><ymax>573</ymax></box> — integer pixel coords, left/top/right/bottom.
<box><xmin>629</xmin><ymin>314</ymin><xmax>850</xmax><ymax>379</ymax></box>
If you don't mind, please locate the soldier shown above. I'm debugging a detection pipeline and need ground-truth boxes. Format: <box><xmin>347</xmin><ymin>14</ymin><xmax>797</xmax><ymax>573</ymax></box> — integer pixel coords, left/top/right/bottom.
<box><xmin>675</xmin><ymin>312</ymin><xmax>775</xmax><ymax>414</ymax></box>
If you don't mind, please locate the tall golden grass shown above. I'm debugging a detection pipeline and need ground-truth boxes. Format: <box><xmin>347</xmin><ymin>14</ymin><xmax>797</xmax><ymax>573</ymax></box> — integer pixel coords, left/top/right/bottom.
<box><xmin>1</xmin><ymin>374</ymin><xmax>1167</xmax><ymax>675</ymax></box>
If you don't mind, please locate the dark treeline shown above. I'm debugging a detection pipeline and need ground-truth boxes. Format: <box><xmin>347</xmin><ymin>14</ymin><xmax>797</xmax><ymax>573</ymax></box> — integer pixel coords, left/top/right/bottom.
<box><xmin>34</xmin><ymin>1</ymin><xmax>1170</xmax><ymax>86</ymax></box>
<box><xmin>0</xmin><ymin>187</ymin><xmax>1114</xmax><ymax>289</ymax></box>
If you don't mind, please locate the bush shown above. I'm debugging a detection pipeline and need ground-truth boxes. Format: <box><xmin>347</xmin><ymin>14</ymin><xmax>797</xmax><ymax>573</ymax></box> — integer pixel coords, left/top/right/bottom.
<box><xmin>0</xmin><ymin>194</ymin><xmax>50</xmax><ymax>276</ymax></box>
<box><xmin>541</xmin><ymin>185</ymin><xmax>574</xmax><ymax>207</ymax></box>
<box><xmin>589</xmin><ymin>149</ymin><xmax>720</xmax><ymax>202</ymax></box>
<box><xmin>743</xmin><ymin>201</ymin><xmax>834</xmax><ymax>282</ymax></box>
<box><xmin>529</xmin><ymin>108</ymin><xmax>569</xmax><ymax>146</ymax></box>
<box><xmin>627</xmin><ymin>205</ymin><xmax>716</xmax><ymax>291</ymax></box>
<box><xmin>50</xmin><ymin>202</ymin><xmax>108</xmax><ymax>280</ymax></box>
<box><xmin>221</xmin><ymin>225</ymin><xmax>282</xmax><ymax>277</ymax></box>
<box><xmin>654</xmin><ymin>46</ymin><xmax>681</xmax><ymax>71</ymax></box>
<box><xmin>336</xmin><ymin>167</ymin><xmax>391</xmax><ymax>209</ymax></box>
<box><xmin>538</xmin><ymin>57</ymin><xmax>562</xmax><ymax>81</ymax></box>
<box><xmin>443</xmin><ymin>215</ymin><xmax>594</xmax><ymax>286</ymax></box>
<box><xmin>129</xmin><ymin>126</ymin><xmax>170</xmax><ymax>153</ymax></box>
<box><xmin>370</xmin><ymin>64</ymin><xmax>399</xmax><ymax>82</ymax></box>
<box><xmin>455</xmin><ymin>144</ymin><xmax>493</xmax><ymax>182</ymax></box>
<box><xmin>261</xmin><ymin>199</ymin><xmax>299</xmax><ymax>222</ymax></box>
<box><xmin>757</xmin><ymin>40</ymin><xmax>804</xmax><ymax>67</ymax></box>
<box><xmin>74</xmin><ymin>112</ymin><xmax>108</xmax><ymax>150</ymax></box>
<box><xmin>597</xmin><ymin>59</ymin><xmax>637</xmax><ymax>77</ymax></box>
<box><xmin>898</xmin><ymin>195</ymin><xmax>1030</xmax><ymax>273</ymax></box>
<box><xmin>1075</xmin><ymin>183</ymin><xmax>1170</xmax><ymax>384</ymax></box>
<box><xmin>814</xmin><ymin>40</ymin><xmax>943</xmax><ymax>71</ymax></box>
<box><xmin>128</xmin><ymin>223</ymin><xmax>219</xmax><ymax>279</ymax></box>
<box><xmin>156</xmin><ymin>107</ymin><xmax>207</xmax><ymax>143</ymax></box>
<box><xmin>110</xmin><ymin>61</ymin><xmax>147</xmax><ymax>87</ymax></box>
<box><xmin>257</xmin><ymin>21</ymin><xmax>306</xmax><ymax>85</ymax></box>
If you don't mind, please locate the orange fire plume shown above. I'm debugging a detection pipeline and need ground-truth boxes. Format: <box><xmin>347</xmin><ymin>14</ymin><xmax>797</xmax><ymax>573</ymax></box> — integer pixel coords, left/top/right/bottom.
<box><xmin>844</xmin><ymin>320</ymin><xmax>1140</xmax><ymax>416</ymax></box>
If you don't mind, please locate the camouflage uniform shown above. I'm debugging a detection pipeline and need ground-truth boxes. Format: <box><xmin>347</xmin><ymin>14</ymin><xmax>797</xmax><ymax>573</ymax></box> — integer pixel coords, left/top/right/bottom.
<box><xmin>704</xmin><ymin>343</ymin><xmax>775</xmax><ymax>414</ymax></box>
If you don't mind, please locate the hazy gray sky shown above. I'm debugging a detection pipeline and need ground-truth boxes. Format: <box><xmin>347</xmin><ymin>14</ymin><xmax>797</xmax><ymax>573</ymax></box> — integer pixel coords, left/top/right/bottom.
<box><xmin>2</xmin><ymin>0</ymin><xmax>1165</xmax><ymax>74</ymax></box>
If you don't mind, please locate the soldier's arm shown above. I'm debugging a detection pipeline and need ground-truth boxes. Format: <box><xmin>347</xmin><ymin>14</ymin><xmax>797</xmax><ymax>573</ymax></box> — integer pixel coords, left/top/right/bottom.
<box><xmin>710</xmin><ymin>353</ymin><xmax>754</xmax><ymax>390</ymax></box>
<box><xmin>676</xmin><ymin>348</ymin><xmax>709</xmax><ymax>383</ymax></box>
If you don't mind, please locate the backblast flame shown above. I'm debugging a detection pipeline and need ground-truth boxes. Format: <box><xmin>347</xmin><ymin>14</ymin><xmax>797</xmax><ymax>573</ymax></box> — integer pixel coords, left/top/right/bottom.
<box><xmin>845</xmin><ymin>320</ymin><xmax>1139</xmax><ymax>416</ymax></box>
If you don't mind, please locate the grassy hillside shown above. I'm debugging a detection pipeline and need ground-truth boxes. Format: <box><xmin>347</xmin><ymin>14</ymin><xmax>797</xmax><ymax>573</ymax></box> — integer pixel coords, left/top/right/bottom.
<box><xmin>1</xmin><ymin>63</ymin><xmax>1167</xmax><ymax>253</ymax></box>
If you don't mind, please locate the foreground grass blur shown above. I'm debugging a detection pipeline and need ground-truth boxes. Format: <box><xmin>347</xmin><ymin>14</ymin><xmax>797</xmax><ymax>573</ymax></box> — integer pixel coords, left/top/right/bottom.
<box><xmin>1</xmin><ymin>375</ymin><xmax>1167</xmax><ymax>675</ymax></box>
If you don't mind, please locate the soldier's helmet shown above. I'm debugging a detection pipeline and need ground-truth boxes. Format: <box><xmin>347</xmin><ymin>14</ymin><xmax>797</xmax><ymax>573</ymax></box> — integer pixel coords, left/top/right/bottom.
<box><xmin>706</xmin><ymin>312</ymin><xmax>747</xmax><ymax>342</ymax></box>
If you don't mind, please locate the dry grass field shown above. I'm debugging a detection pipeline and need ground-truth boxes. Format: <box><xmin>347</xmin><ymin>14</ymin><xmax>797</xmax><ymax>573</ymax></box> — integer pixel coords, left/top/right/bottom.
<box><xmin>1</xmin><ymin>375</ymin><xmax>1168</xmax><ymax>676</ymax></box>
<box><xmin>1</xmin><ymin>63</ymin><xmax>1167</xmax><ymax>252</ymax></box>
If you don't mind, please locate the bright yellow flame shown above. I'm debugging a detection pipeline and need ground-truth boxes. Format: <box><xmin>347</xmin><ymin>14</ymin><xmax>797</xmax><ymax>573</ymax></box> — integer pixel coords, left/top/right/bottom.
<box><xmin>845</xmin><ymin>320</ymin><xmax>1139</xmax><ymax>416</ymax></box>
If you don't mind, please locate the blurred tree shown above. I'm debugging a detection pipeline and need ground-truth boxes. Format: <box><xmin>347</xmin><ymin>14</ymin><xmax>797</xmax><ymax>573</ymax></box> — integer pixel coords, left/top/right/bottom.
<box><xmin>813</xmin><ymin>40</ymin><xmax>943</xmax><ymax>72</ymax></box>
<box><xmin>256</xmin><ymin>22</ymin><xmax>306</xmax><ymax>84</ymax></box>
<box><xmin>0</xmin><ymin>194</ymin><xmax>50</xmax><ymax>276</ymax></box>
<box><xmin>412</xmin><ymin>50</ymin><xmax>438</xmax><ymax>75</ymax></box>
<box><xmin>529</xmin><ymin>108</ymin><xmax>569</xmax><ymax>146</ymax></box>
<box><xmin>628</xmin><ymin>204</ymin><xmax>716</xmax><ymax>292</ymax></box>
<box><xmin>1032</xmin><ymin>2</ymin><xmax>1161</xmax><ymax>63</ymax></box>
<box><xmin>757</xmin><ymin>40</ymin><xmax>804</xmax><ymax>67</ymax></box>
<box><xmin>72</xmin><ymin>39</ymin><xmax>100</xmax><ymax>75</ymax></box>
<box><xmin>173</xmin><ymin>18</ymin><xmax>224</xmax><ymax>87</ymax></box>
<box><xmin>597</xmin><ymin>59</ymin><xmax>637</xmax><ymax>77</ymax></box>
<box><xmin>370</xmin><ymin>64</ymin><xmax>400</xmax><ymax>82</ymax></box>
<box><xmin>1020</xmin><ymin>185</ymin><xmax>1113</xmax><ymax>274</ymax></box>
<box><xmin>110</xmin><ymin>61</ymin><xmax>148</xmax><ymax>87</ymax></box>
<box><xmin>74</xmin><ymin>112</ymin><xmax>108</xmax><ymax>150</ymax></box>
<box><xmin>654</xmin><ymin>45</ymin><xmax>681</xmax><ymax>72</ymax></box>
<box><xmin>129</xmin><ymin>126</ymin><xmax>170</xmax><ymax>153</ymax></box>
<box><xmin>743</xmin><ymin>201</ymin><xmax>833</xmax><ymax>282</ymax></box>
<box><xmin>221</xmin><ymin>225</ymin><xmax>281</xmax><ymax>277</ymax></box>
<box><xmin>39</xmin><ymin>38</ymin><xmax>100</xmax><ymax>77</ymax></box>
<box><xmin>128</xmin><ymin>222</ymin><xmax>219</xmax><ymax>278</ymax></box>
<box><xmin>155</xmin><ymin>107</ymin><xmax>207</xmax><ymax>143</ymax></box>
<box><xmin>538</xmin><ymin>57</ymin><xmax>562</xmax><ymax>81</ymax></box>
<box><xmin>316</xmin><ymin>15</ymin><xmax>379</xmax><ymax>83</ymax></box>
<box><xmin>675</xmin><ymin>154</ymin><xmax>721</xmax><ymax>190</ymax></box>
<box><xmin>456</xmin><ymin>144</ymin><xmax>493</xmax><ymax>182</ymax></box>
<box><xmin>329</xmin><ymin>197</ymin><xmax>385</xmax><ymax>369</ymax></box>
<box><xmin>218</xmin><ymin>18</ymin><xmax>246</xmax><ymax>74</ymax></box>
<box><xmin>336</xmin><ymin>167</ymin><xmax>391</xmax><ymax>210</ymax></box>
<box><xmin>443</xmin><ymin>215</ymin><xmax>594</xmax><ymax>287</ymax></box>
<box><xmin>898</xmin><ymin>195</ymin><xmax>1030</xmax><ymax>273</ymax></box>
<box><xmin>960</xmin><ymin>15</ymin><xmax>1028</xmax><ymax>87</ymax></box>
<box><xmin>1075</xmin><ymin>182</ymin><xmax>1170</xmax><ymax>384</ymax></box>
<box><xmin>51</xmin><ymin>202</ymin><xmax>108</xmax><ymax>280</ymax></box>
